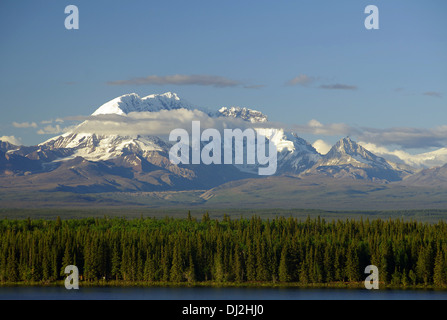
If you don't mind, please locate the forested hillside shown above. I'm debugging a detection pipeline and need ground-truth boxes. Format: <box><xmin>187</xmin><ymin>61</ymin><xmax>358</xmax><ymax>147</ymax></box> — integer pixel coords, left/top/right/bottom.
<box><xmin>1</xmin><ymin>215</ymin><xmax>446</xmax><ymax>287</ymax></box>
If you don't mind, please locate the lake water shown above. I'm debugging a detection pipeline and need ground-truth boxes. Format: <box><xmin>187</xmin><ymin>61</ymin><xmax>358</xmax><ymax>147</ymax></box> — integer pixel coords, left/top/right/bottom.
<box><xmin>1</xmin><ymin>286</ymin><xmax>447</xmax><ymax>300</ymax></box>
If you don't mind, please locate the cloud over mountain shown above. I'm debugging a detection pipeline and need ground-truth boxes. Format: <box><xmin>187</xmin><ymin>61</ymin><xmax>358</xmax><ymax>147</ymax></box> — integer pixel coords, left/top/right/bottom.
<box><xmin>312</xmin><ymin>139</ymin><xmax>332</xmax><ymax>155</ymax></box>
<box><xmin>356</xmin><ymin>125</ymin><xmax>447</xmax><ymax>149</ymax></box>
<box><xmin>0</xmin><ymin>135</ymin><xmax>22</xmax><ymax>145</ymax></box>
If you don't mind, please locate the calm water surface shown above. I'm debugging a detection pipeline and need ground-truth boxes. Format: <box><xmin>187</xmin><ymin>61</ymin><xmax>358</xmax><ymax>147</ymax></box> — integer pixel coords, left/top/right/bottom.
<box><xmin>1</xmin><ymin>286</ymin><xmax>447</xmax><ymax>300</ymax></box>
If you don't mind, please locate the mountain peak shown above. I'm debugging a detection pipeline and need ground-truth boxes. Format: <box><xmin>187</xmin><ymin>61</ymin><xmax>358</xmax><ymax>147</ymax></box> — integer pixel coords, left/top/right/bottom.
<box><xmin>218</xmin><ymin>106</ymin><xmax>268</xmax><ymax>123</ymax></box>
<box><xmin>325</xmin><ymin>137</ymin><xmax>378</xmax><ymax>160</ymax></box>
<box><xmin>304</xmin><ymin>137</ymin><xmax>406</xmax><ymax>181</ymax></box>
<box><xmin>319</xmin><ymin>137</ymin><xmax>395</xmax><ymax>171</ymax></box>
<box><xmin>92</xmin><ymin>93</ymin><xmax>142</xmax><ymax>116</ymax></box>
<box><xmin>91</xmin><ymin>92</ymin><xmax>197</xmax><ymax>116</ymax></box>
<box><xmin>334</xmin><ymin>136</ymin><xmax>358</xmax><ymax>154</ymax></box>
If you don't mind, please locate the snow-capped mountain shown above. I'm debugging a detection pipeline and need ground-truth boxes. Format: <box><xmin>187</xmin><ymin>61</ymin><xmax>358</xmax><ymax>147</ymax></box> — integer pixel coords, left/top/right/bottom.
<box><xmin>270</xmin><ymin>130</ymin><xmax>321</xmax><ymax>174</ymax></box>
<box><xmin>1</xmin><ymin>92</ymin><xmax>438</xmax><ymax>193</ymax></box>
<box><xmin>320</xmin><ymin>137</ymin><xmax>392</xmax><ymax>169</ymax></box>
<box><xmin>0</xmin><ymin>93</ymin><xmax>268</xmax><ymax>191</ymax></box>
<box><xmin>40</xmin><ymin>93</ymin><xmax>318</xmax><ymax>176</ymax></box>
<box><xmin>304</xmin><ymin>137</ymin><xmax>409</xmax><ymax>181</ymax></box>
<box><xmin>214</xmin><ymin>106</ymin><xmax>320</xmax><ymax>174</ymax></box>
<box><xmin>37</xmin><ymin>92</ymin><xmax>204</xmax><ymax>166</ymax></box>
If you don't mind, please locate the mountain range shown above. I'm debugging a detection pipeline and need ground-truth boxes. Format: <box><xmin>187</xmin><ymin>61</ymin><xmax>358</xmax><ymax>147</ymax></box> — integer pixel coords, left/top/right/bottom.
<box><xmin>1</xmin><ymin>92</ymin><xmax>447</xmax><ymax>209</ymax></box>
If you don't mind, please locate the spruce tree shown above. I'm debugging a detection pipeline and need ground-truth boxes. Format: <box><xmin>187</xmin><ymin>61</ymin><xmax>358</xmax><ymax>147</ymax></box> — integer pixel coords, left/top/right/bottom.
<box><xmin>278</xmin><ymin>245</ymin><xmax>290</xmax><ymax>282</ymax></box>
<box><xmin>433</xmin><ymin>246</ymin><xmax>446</xmax><ymax>287</ymax></box>
<box><xmin>170</xmin><ymin>242</ymin><xmax>183</xmax><ymax>283</ymax></box>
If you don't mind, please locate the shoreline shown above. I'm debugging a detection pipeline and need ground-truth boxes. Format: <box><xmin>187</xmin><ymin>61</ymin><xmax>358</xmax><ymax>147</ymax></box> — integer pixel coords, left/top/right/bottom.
<box><xmin>1</xmin><ymin>281</ymin><xmax>446</xmax><ymax>291</ymax></box>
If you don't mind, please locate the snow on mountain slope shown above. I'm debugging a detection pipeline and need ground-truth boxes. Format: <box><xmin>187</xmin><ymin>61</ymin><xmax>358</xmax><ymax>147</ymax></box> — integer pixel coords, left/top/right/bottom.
<box><xmin>38</xmin><ymin>92</ymin><xmax>199</xmax><ymax>163</ymax></box>
<box><xmin>216</xmin><ymin>107</ymin><xmax>320</xmax><ymax>174</ymax></box>
<box><xmin>217</xmin><ymin>106</ymin><xmax>268</xmax><ymax>123</ymax></box>
<box><xmin>82</xmin><ymin>95</ymin><xmax>321</xmax><ymax>175</ymax></box>
<box><xmin>43</xmin><ymin>133</ymin><xmax>167</xmax><ymax>162</ymax></box>
<box><xmin>275</xmin><ymin>132</ymin><xmax>321</xmax><ymax>174</ymax></box>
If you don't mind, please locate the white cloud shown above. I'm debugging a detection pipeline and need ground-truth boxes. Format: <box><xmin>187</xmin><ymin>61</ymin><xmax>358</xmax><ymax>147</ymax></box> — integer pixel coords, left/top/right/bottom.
<box><xmin>286</xmin><ymin>74</ymin><xmax>315</xmax><ymax>86</ymax></box>
<box><xmin>40</xmin><ymin>118</ymin><xmax>65</xmax><ymax>125</ymax></box>
<box><xmin>12</xmin><ymin>121</ymin><xmax>37</xmax><ymax>128</ymax></box>
<box><xmin>359</xmin><ymin>141</ymin><xmax>447</xmax><ymax>168</ymax></box>
<box><xmin>70</xmin><ymin>109</ymin><xmax>258</xmax><ymax>138</ymax></box>
<box><xmin>288</xmin><ymin>119</ymin><xmax>352</xmax><ymax>136</ymax></box>
<box><xmin>356</xmin><ymin>125</ymin><xmax>447</xmax><ymax>149</ymax></box>
<box><xmin>0</xmin><ymin>135</ymin><xmax>22</xmax><ymax>145</ymax></box>
<box><xmin>37</xmin><ymin>124</ymin><xmax>68</xmax><ymax>135</ymax></box>
<box><xmin>287</xmin><ymin>119</ymin><xmax>447</xmax><ymax>150</ymax></box>
<box><xmin>308</xmin><ymin>119</ymin><xmax>323</xmax><ymax>128</ymax></box>
<box><xmin>312</xmin><ymin>139</ymin><xmax>332</xmax><ymax>155</ymax></box>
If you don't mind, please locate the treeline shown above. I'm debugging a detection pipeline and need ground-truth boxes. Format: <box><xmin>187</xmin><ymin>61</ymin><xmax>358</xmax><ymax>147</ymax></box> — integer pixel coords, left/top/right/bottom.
<box><xmin>0</xmin><ymin>214</ymin><xmax>447</xmax><ymax>287</ymax></box>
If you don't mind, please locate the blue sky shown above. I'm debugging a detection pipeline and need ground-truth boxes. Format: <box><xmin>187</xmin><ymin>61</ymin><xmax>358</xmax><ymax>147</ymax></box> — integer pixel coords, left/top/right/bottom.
<box><xmin>0</xmin><ymin>0</ymin><xmax>446</xmax><ymax>152</ymax></box>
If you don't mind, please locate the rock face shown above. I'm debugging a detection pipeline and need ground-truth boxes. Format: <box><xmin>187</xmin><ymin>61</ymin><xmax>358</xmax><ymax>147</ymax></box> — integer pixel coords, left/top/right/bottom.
<box><xmin>0</xmin><ymin>141</ymin><xmax>19</xmax><ymax>153</ymax></box>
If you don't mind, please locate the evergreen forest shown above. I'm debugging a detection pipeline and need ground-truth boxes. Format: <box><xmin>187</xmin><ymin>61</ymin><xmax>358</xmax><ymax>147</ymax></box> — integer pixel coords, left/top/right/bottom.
<box><xmin>1</xmin><ymin>214</ymin><xmax>447</xmax><ymax>288</ymax></box>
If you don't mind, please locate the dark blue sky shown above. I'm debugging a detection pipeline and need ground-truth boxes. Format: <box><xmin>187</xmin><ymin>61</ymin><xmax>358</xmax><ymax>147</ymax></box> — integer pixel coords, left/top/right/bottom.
<box><xmin>0</xmin><ymin>0</ymin><xmax>446</xmax><ymax>150</ymax></box>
